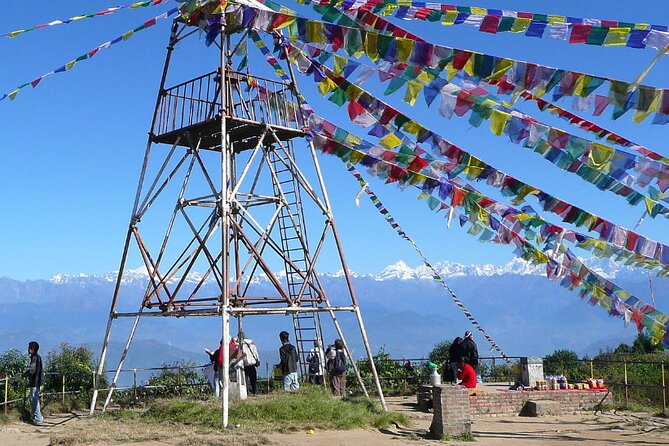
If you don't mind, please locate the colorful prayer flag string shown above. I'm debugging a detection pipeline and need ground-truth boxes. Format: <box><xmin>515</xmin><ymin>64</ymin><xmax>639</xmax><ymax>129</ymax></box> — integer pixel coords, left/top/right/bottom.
<box><xmin>0</xmin><ymin>7</ymin><xmax>179</xmax><ymax>103</ymax></box>
<box><xmin>289</xmin><ymin>38</ymin><xmax>669</xmax><ymax>202</ymax></box>
<box><xmin>298</xmin><ymin>0</ymin><xmax>669</xmax><ymax>51</ymax></box>
<box><xmin>1</xmin><ymin>0</ymin><xmax>171</xmax><ymax>39</ymax></box>
<box><xmin>345</xmin><ymin>162</ymin><xmax>512</xmax><ymax>361</ymax></box>
<box><xmin>311</xmin><ymin>130</ymin><xmax>669</xmax><ymax>347</ymax></box>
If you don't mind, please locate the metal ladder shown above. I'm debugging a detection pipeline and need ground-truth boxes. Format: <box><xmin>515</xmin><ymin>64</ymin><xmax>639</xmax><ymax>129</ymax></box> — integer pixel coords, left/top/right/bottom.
<box><xmin>269</xmin><ymin>143</ymin><xmax>324</xmax><ymax>378</ymax></box>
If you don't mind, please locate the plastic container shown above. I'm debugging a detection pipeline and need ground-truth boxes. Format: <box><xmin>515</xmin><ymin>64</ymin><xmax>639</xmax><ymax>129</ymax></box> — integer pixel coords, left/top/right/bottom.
<box><xmin>430</xmin><ymin>369</ymin><xmax>442</xmax><ymax>386</ymax></box>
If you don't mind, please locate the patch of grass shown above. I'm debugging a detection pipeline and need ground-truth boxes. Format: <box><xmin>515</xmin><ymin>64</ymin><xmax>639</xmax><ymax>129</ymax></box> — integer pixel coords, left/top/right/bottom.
<box><xmin>145</xmin><ymin>385</ymin><xmax>410</xmax><ymax>432</ymax></box>
<box><xmin>0</xmin><ymin>408</ymin><xmax>22</xmax><ymax>424</ymax></box>
<box><xmin>442</xmin><ymin>431</ymin><xmax>475</xmax><ymax>441</ymax></box>
<box><xmin>52</xmin><ymin>386</ymin><xmax>410</xmax><ymax>445</ymax></box>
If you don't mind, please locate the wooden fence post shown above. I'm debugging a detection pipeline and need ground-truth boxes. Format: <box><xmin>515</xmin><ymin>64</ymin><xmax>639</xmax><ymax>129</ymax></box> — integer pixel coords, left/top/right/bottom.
<box><xmin>133</xmin><ymin>369</ymin><xmax>138</xmax><ymax>399</ymax></box>
<box><xmin>62</xmin><ymin>374</ymin><xmax>66</xmax><ymax>406</ymax></box>
<box><xmin>662</xmin><ymin>362</ymin><xmax>666</xmax><ymax>416</ymax></box>
<box><xmin>590</xmin><ymin>360</ymin><xmax>594</xmax><ymax>380</ymax></box>
<box><xmin>3</xmin><ymin>377</ymin><xmax>8</xmax><ymax>415</ymax></box>
<box><xmin>623</xmin><ymin>361</ymin><xmax>629</xmax><ymax>408</ymax></box>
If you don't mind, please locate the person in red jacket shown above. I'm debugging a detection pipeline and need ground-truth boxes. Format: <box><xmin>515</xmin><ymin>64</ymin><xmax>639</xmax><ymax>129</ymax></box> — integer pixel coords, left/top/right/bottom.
<box><xmin>457</xmin><ymin>357</ymin><xmax>477</xmax><ymax>389</ymax></box>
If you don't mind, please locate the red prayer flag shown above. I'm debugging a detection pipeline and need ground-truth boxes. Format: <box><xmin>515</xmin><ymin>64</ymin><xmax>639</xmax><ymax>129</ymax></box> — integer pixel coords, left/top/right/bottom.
<box><xmin>570</xmin><ymin>24</ymin><xmax>592</xmax><ymax>44</ymax></box>
<box><xmin>480</xmin><ymin>15</ymin><xmax>501</xmax><ymax>34</ymax></box>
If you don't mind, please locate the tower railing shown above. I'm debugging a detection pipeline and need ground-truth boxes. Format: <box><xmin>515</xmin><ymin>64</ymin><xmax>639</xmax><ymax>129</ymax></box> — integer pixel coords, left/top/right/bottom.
<box><xmin>154</xmin><ymin>70</ymin><xmax>303</xmax><ymax>138</ymax></box>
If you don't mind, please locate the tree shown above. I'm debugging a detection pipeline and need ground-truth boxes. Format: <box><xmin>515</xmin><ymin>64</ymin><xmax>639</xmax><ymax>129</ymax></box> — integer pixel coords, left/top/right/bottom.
<box><xmin>543</xmin><ymin>349</ymin><xmax>588</xmax><ymax>381</ymax></box>
<box><xmin>427</xmin><ymin>340</ymin><xmax>452</xmax><ymax>367</ymax></box>
<box><xmin>632</xmin><ymin>333</ymin><xmax>664</xmax><ymax>354</ymax></box>
<box><xmin>145</xmin><ymin>361</ymin><xmax>208</xmax><ymax>398</ymax></box>
<box><xmin>44</xmin><ymin>343</ymin><xmax>106</xmax><ymax>399</ymax></box>
<box><xmin>0</xmin><ymin>349</ymin><xmax>29</xmax><ymax>402</ymax></box>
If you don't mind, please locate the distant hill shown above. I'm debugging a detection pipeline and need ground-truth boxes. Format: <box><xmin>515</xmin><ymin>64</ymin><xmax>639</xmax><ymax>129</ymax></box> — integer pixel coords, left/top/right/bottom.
<box><xmin>2</xmin><ymin>257</ymin><xmax>663</xmax><ymax>378</ymax></box>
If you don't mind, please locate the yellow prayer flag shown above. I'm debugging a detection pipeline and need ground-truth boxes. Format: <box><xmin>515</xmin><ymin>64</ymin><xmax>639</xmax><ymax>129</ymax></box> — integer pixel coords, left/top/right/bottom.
<box><xmin>345</xmin><ymin>133</ymin><xmax>362</xmax><ymax>146</ymax></box>
<box><xmin>403</xmin><ymin>121</ymin><xmax>422</xmax><ymax>135</ymax></box>
<box><xmin>396</xmin><ymin>38</ymin><xmax>414</xmax><ymax>62</ymax></box>
<box><xmin>463</xmin><ymin>57</ymin><xmax>475</xmax><ymax>77</ymax></box>
<box><xmin>490</xmin><ymin>109</ymin><xmax>510</xmax><ymax>136</ymax></box>
<box><xmin>634</xmin><ymin>23</ymin><xmax>651</xmax><ymax>30</ymax></box>
<box><xmin>445</xmin><ymin>62</ymin><xmax>459</xmax><ymax>80</ymax></box>
<box><xmin>442</xmin><ymin>10</ymin><xmax>457</xmax><ymax>25</ymax></box>
<box><xmin>122</xmin><ymin>30</ymin><xmax>134</xmax><ymax>41</ymax></box>
<box><xmin>317</xmin><ymin>78</ymin><xmax>337</xmax><ymax>96</ymax></box>
<box><xmin>471</xmin><ymin>7</ymin><xmax>486</xmax><ymax>15</ymax></box>
<box><xmin>381</xmin><ymin>5</ymin><xmax>397</xmax><ymax>17</ymax></box>
<box><xmin>416</xmin><ymin>70</ymin><xmax>434</xmax><ymax>85</ymax></box>
<box><xmin>273</xmin><ymin>17</ymin><xmax>295</xmax><ymax>30</ymax></box>
<box><xmin>587</xmin><ymin>143</ymin><xmax>614</xmax><ymax>170</ymax></box>
<box><xmin>379</xmin><ymin>133</ymin><xmax>402</xmax><ymax>149</ymax></box>
<box><xmin>510</xmin><ymin>18</ymin><xmax>531</xmax><ymax>33</ymax></box>
<box><xmin>403</xmin><ymin>81</ymin><xmax>422</xmax><ymax>106</ymax></box>
<box><xmin>382</xmin><ymin>4</ymin><xmax>396</xmax><ymax>17</ymax></box>
<box><xmin>365</xmin><ymin>32</ymin><xmax>379</xmax><ymax>61</ymax></box>
<box><xmin>71</xmin><ymin>15</ymin><xmax>87</xmax><ymax>21</ymax></box>
<box><xmin>398</xmin><ymin>0</ymin><xmax>411</xmax><ymax>6</ymax></box>
<box><xmin>409</xmin><ymin>173</ymin><xmax>427</xmax><ymax>185</ymax></box>
<box><xmin>633</xmin><ymin>89</ymin><xmax>661</xmax><ymax>123</ymax></box>
<box><xmin>548</xmin><ymin>15</ymin><xmax>566</xmax><ymax>24</ymax></box>
<box><xmin>463</xmin><ymin>157</ymin><xmax>486</xmax><ymax>178</ymax></box>
<box><xmin>8</xmin><ymin>30</ymin><xmax>24</xmax><ymax>38</ymax></box>
<box><xmin>349</xmin><ymin>150</ymin><xmax>365</xmax><ymax>165</ymax></box>
<box><xmin>333</xmin><ymin>55</ymin><xmax>347</xmax><ymax>76</ymax></box>
<box><xmin>604</xmin><ymin>27</ymin><xmax>631</xmax><ymax>46</ymax></box>
<box><xmin>65</xmin><ymin>60</ymin><xmax>77</xmax><ymax>70</ymax></box>
<box><xmin>306</xmin><ymin>21</ymin><xmax>325</xmax><ymax>45</ymax></box>
<box><xmin>488</xmin><ymin>58</ymin><xmax>514</xmax><ymax>80</ymax></box>
<box><xmin>644</xmin><ymin>197</ymin><xmax>655</xmax><ymax>216</ymax></box>
<box><xmin>8</xmin><ymin>89</ymin><xmax>19</xmax><ymax>100</ymax></box>
<box><xmin>573</xmin><ymin>75</ymin><xmax>591</xmax><ymax>97</ymax></box>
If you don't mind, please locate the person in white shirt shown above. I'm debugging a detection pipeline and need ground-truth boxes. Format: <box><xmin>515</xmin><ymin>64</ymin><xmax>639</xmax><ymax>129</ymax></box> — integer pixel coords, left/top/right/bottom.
<box><xmin>307</xmin><ymin>339</ymin><xmax>326</xmax><ymax>385</ymax></box>
<box><xmin>239</xmin><ymin>331</ymin><xmax>260</xmax><ymax>395</ymax></box>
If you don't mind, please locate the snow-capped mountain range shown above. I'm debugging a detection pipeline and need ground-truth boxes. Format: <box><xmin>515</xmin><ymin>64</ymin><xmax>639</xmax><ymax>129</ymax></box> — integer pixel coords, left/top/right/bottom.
<box><xmin>49</xmin><ymin>256</ymin><xmax>632</xmax><ymax>285</ymax></box>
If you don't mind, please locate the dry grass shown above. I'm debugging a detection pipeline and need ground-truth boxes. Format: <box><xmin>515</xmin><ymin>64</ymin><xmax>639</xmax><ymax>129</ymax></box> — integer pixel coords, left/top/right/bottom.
<box><xmin>49</xmin><ymin>415</ymin><xmax>270</xmax><ymax>446</ymax></box>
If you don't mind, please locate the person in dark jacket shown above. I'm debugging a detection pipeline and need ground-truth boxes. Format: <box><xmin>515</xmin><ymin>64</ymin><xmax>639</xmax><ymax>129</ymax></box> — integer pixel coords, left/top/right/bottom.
<box><xmin>446</xmin><ymin>337</ymin><xmax>464</xmax><ymax>383</ymax></box>
<box><xmin>25</xmin><ymin>341</ymin><xmax>44</xmax><ymax>425</ymax></box>
<box><xmin>461</xmin><ymin>331</ymin><xmax>482</xmax><ymax>383</ymax></box>
<box><xmin>276</xmin><ymin>331</ymin><xmax>299</xmax><ymax>391</ymax></box>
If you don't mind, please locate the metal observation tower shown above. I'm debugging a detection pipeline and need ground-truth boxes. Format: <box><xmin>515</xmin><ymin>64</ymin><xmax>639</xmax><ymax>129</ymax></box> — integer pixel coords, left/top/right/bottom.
<box><xmin>89</xmin><ymin>1</ymin><xmax>387</xmax><ymax>426</ymax></box>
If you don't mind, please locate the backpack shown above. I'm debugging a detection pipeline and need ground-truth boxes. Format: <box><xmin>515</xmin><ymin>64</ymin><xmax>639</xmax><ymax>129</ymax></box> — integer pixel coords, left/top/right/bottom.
<box><xmin>330</xmin><ymin>350</ymin><xmax>346</xmax><ymax>375</ymax></box>
<box><xmin>308</xmin><ymin>352</ymin><xmax>320</xmax><ymax>374</ymax></box>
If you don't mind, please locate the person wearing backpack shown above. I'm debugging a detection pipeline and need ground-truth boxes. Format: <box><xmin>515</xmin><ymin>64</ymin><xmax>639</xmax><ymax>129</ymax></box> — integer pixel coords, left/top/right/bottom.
<box><xmin>25</xmin><ymin>341</ymin><xmax>44</xmax><ymax>425</ymax></box>
<box><xmin>239</xmin><ymin>331</ymin><xmax>261</xmax><ymax>396</ymax></box>
<box><xmin>325</xmin><ymin>339</ymin><xmax>347</xmax><ymax>397</ymax></box>
<box><xmin>307</xmin><ymin>339</ymin><xmax>325</xmax><ymax>385</ymax></box>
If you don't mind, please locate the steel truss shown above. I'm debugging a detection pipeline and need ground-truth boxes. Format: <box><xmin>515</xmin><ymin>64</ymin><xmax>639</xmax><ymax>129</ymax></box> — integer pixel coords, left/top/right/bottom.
<box><xmin>89</xmin><ymin>17</ymin><xmax>387</xmax><ymax>426</ymax></box>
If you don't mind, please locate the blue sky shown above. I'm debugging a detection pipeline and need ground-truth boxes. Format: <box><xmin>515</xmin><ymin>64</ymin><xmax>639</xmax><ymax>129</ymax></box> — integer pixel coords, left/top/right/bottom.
<box><xmin>0</xmin><ymin>0</ymin><xmax>668</xmax><ymax>286</ymax></box>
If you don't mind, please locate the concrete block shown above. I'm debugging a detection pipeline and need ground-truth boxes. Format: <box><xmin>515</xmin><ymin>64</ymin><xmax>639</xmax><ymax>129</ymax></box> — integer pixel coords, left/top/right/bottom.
<box><xmin>520</xmin><ymin>400</ymin><xmax>561</xmax><ymax>417</ymax></box>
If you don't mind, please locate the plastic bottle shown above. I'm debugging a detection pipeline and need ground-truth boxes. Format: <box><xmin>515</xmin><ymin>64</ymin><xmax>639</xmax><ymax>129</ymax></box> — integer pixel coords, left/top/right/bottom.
<box><xmin>428</xmin><ymin>362</ymin><xmax>441</xmax><ymax>386</ymax></box>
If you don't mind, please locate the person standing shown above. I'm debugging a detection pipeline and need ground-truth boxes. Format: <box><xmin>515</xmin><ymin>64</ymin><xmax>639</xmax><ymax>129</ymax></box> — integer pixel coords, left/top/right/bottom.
<box><xmin>326</xmin><ymin>339</ymin><xmax>347</xmax><ymax>397</ymax></box>
<box><xmin>239</xmin><ymin>331</ymin><xmax>260</xmax><ymax>396</ymax></box>
<box><xmin>447</xmin><ymin>337</ymin><xmax>464</xmax><ymax>384</ymax></box>
<box><xmin>276</xmin><ymin>331</ymin><xmax>299</xmax><ymax>391</ymax></box>
<box><xmin>25</xmin><ymin>341</ymin><xmax>44</xmax><ymax>425</ymax></box>
<box><xmin>461</xmin><ymin>331</ymin><xmax>482</xmax><ymax>383</ymax></box>
<box><xmin>204</xmin><ymin>339</ymin><xmax>224</xmax><ymax>396</ymax></box>
<box><xmin>307</xmin><ymin>339</ymin><xmax>325</xmax><ymax>385</ymax></box>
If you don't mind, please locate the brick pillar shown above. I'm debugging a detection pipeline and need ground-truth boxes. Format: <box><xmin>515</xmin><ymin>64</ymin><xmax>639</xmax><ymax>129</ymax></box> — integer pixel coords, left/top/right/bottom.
<box><xmin>430</xmin><ymin>385</ymin><xmax>472</xmax><ymax>438</ymax></box>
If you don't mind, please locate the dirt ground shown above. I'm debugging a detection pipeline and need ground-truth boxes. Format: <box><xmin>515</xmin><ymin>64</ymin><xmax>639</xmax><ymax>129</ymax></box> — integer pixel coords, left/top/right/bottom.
<box><xmin>2</xmin><ymin>396</ymin><xmax>669</xmax><ymax>445</ymax></box>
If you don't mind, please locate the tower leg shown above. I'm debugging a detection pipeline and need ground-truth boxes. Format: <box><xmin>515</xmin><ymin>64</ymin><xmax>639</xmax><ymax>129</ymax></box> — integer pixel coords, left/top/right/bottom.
<box><xmin>354</xmin><ymin>307</ymin><xmax>387</xmax><ymax>411</ymax></box>
<box><xmin>102</xmin><ymin>311</ymin><xmax>143</xmax><ymax>412</ymax></box>
<box><xmin>90</xmin><ymin>227</ymin><xmax>135</xmax><ymax>415</ymax></box>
